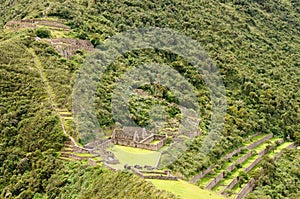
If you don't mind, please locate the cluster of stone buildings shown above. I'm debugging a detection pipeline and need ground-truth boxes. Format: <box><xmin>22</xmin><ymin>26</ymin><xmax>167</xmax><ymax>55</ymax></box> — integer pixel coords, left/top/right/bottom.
<box><xmin>111</xmin><ymin>126</ymin><xmax>167</xmax><ymax>151</ymax></box>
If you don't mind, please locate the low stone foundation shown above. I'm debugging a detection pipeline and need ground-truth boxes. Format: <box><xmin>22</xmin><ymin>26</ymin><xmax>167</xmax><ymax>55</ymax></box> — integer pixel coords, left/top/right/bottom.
<box><xmin>130</xmin><ymin>168</ymin><xmax>178</xmax><ymax>181</ymax></box>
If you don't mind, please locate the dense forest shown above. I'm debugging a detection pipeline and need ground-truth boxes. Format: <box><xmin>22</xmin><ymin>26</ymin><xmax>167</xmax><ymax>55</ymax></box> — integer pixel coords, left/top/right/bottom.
<box><xmin>0</xmin><ymin>0</ymin><xmax>299</xmax><ymax>198</ymax></box>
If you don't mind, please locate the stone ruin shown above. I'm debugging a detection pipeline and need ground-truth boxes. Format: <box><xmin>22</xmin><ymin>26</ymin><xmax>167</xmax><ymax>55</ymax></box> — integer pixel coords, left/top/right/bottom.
<box><xmin>129</xmin><ymin>167</ymin><xmax>178</xmax><ymax>181</ymax></box>
<box><xmin>40</xmin><ymin>38</ymin><xmax>94</xmax><ymax>59</ymax></box>
<box><xmin>5</xmin><ymin>19</ymin><xmax>71</xmax><ymax>31</ymax></box>
<box><xmin>111</xmin><ymin>126</ymin><xmax>167</xmax><ymax>151</ymax></box>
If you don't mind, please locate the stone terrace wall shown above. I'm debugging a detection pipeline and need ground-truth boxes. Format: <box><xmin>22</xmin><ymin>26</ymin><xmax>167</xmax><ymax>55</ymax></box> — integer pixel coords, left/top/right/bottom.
<box><xmin>61</xmin><ymin>153</ymin><xmax>96</xmax><ymax>161</ymax></box>
<box><xmin>205</xmin><ymin>171</ymin><xmax>225</xmax><ymax>189</ymax></box>
<box><xmin>5</xmin><ymin>19</ymin><xmax>71</xmax><ymax>31</ymax></box>
<box><xmin>206</xmin><ymin>151</ymin><xmax>253</xmax><ymax>189</ymax></box>
<box><xmin>131</xmin><ymin>168</ymin><xmax>178</xmax><ymax>180</ymax></box>
<box><xmin>236</xmin><ymin>151</ymin><xmax>253</xmax><ymax>165</ymax></box>
<box><xmin>225</xmin><ymin>148</ymin><xmax>242</xmax><ymax>160</ymax></box>
<box><xmin>247</xmin><ymin>134</ymin><xmax>273</xmax><ymax>149</ymax></box>
<box><xmin>224</xmin><ymin>133</ymin><xmax>261</xmax><ymax>160</ymax></box>
<box><xmin>190</xmin><ymin>165</ymin><xmax>215</xmax><ymax>183</ymax></box>
<box><xmin>73</xmin><ymin>145</ymin><xmax>91</xmax><ymax>153</ymax></box>
<box><xmin>103</xmin><ymin>162</ymin><xmax>118</xmax><ymax>171</ymax></box>
<box><xmin>244</xmin><ymin>157</ymin><xmax>262</xmax><ymax>173</ymax></box>
<box><xmin>274</xmin><ymin>143</ymin><xmax>296</xmax><ymax>161</ymax></box>
<box><xmin>244</xmin><ymin>145</ymin><xmax>273</xmax><ymax>173</ymax></box>
<box><xmin>190</xmin><ymin>133</ymin><xmax>267</xmax><ymax>184</ymax></box>
<box><xmin>234</xmin><ymin>178</ymin><xmax>255</xmax><ymax>199</ymax></box>
<box><xmin>144</xmin><ymin>175</ymin><xmax>178</xmax><ymax>180</ymax></box>
<box><xmin>221</xmin><ymin>177</ymin><xmax>239</xmax><ymax>194</ymax></box>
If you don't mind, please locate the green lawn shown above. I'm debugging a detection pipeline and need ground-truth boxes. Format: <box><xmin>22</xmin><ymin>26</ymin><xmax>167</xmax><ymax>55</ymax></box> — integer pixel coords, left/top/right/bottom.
<box><xmin>148</xmin><ymin>179</ymin><xmax>225</xmax><ymax>199</ymax></box>
<box><xmin>109</xmin><ymin>145</ymin><xmax>161</xmax><ymax>168</ymax></box>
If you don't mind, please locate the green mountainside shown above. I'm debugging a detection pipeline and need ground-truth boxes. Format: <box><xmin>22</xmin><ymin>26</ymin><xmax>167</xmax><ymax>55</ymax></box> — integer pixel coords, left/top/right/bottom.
<box><xmin>0</xmin><ymin>0</ymin><xmax>299</xmax><ymax>198</ymax></box>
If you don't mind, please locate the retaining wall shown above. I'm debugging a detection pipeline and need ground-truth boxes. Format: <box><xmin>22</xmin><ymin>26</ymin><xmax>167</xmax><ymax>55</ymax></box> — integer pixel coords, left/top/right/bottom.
<box><xmin>234</xmin><ymin>178</ymin><xmax>255</xmax><ymax>199</ymax></box>
<box><xmin>221</xmin><ymin>177</ymin><xmax>239</xmax><ymax>194</ymax></box>
<box><xmin>236</xmin><ymin>151</ymin><xmax>253</xmax><ymax>165</ymax></box>
<box><xmin>131</xmin><ymin>168</ymin><xmax>178</xmax><ymax>180</ymax></box>
<box><xmin>73</xmin><ymin>146</ymin><xmax>91</xmax><ymax>153</ymax></box>
<box><xmin>225</xmin><ymin>148</ymin><xmax>242</xmax><ymax>160</ymax></box>
<box><xmin>190</xmin><ymin>164</ymin><xmax>215</xmax><ymax>183</ymax></box>
<box><xmin>244</xmin><ymin>157</ymin><xmax>262</xmax><ymax>173</ymax></box>
<box><xmin>61</xmin><ymin>153</ymin><xmax>93</xmax><ymax>161</ymax></box>
<box><xmin>205</xmin><ymin>171</ymin><xmax>225</xmax><ymax>189</ymax></box>
<box><xmin>274</xmin><ymin>142</ymin><xmax>296</xmax><ymax>161</ymax></box>
<box><xmin>247</xmin><ymin>134</ymin><xmax>273</xmax><ymax>149</ymax></box>
<box><xmin>143</xmin><ymin>175</ymin><xmax>178</xmax><ymax>180</ymax></box>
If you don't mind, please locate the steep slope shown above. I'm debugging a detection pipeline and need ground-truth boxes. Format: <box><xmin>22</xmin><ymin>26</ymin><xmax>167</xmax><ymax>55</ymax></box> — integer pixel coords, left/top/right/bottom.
<box><xmin>0</xmin><ymin>30</ymin><xmax>175</xmax><ymax>199</ymax></box>
<box><xmin>0</xmin><ymin>0</ymin><xmax>299</xmax><ymax>198</ymax></box>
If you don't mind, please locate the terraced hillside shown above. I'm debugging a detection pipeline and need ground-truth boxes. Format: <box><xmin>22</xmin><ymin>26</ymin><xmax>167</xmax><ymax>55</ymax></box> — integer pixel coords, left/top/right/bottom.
<box><xmin>0</xmin><ymin>22</ymin><xmax>175</xmax><ymax>199</ymax></box>
<box><xmin>192</xmin><ymin>133</ymin><xmax>296</xmax><ymax>198</ymax></box>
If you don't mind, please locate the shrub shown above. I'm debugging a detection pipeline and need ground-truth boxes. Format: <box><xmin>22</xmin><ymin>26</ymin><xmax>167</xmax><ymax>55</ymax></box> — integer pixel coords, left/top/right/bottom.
<box><xmin>35</xmin><ymin>28</ymin><xmax>51</xmax><ymax>38</ymax></box>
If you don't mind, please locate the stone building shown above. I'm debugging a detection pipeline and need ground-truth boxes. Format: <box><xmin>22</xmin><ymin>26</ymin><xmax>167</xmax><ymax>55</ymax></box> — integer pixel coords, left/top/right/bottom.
<box><xmin>111</xmin><ymin>126</ymin><xmax>166</xmax><ymax>151</ymax></box>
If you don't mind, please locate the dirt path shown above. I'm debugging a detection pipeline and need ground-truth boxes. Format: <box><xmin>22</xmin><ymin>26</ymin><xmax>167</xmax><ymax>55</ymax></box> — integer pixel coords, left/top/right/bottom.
<box><xmin>27</xmin><ymin>48</ymin><xmax>79</xmax><ymax>147</ymax></box>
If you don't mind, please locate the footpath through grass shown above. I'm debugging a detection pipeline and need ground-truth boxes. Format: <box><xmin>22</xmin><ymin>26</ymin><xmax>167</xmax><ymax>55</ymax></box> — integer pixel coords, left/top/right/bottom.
<box><xmin>148</xmin><ymin>179</ymin><xmax>225</xmax><ymax>199</ymax></box>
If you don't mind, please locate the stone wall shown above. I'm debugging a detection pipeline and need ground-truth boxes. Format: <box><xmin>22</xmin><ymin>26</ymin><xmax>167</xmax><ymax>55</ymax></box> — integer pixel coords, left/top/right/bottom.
<box><xmin>224</xmin><ymin>133</ymin><xmax>261</xmax><ymax>160</ymax></box>
<box><xmin>258</xmin><ymin>147</ymin><xmax>269</xmax><ymax>156</ymax></box>
<box><xmin>205</xmin><ymin>151</ymin><xmax>253</xmax><ymax>189</ymax></box>
<box><xmin>236</xmin><ymin>151</ymin><xmax>253</xmax><ymax>165</ymax></box>
<box><xmin>221</xmin><ymin>177</ymin><xmax>239</xmax><ymax>194</ymax></box>
<box><xmin>190</xmin><ymin>134</ymin><xmax>272</xmax><ymax>186</ymax></box>
<box><xmin>190</xmin><ymin>165</ymin><xmax>215</xmax><ymax>183</ymax></box>
<box><xmin>227</xmin><ymin>164</ymin><xmax>236</xmax><ymax>172</ymax></box>
<box><xmin>247</xmin><ymin>134</ymin><xmax>273</xmax><ymax>149</ymax></box>
<box><xmin>73</xmin><ymin>145</ymin><xmax>91</xmax><ymax>153</ymax></box>
<box><xmin>205</xmin><ymin>171</ymin><xmax>225</xmax><ymax>189</ymax></box>
<box><xmin>274</xmin><ymin>143</ymin><xmax>295</xmax><ymax>161</ymax></box>
<box><xmin>61</xmin><ymin>153</ymin><xmax>95</xmax><ymax>161</ymax></box>
<box><xmin>141</xmin><ymin>171</ymin><xmax>169</xmax><ymax>175</ymax></box>
<box><xmin>234</xmin><ymin>178</ymin><xmax>255</xmax><ymax>199</ymax></box>
<box><xmin>131</xmin><ymin>168</ymin><xmax>178</xmax><ymax>180</ymax></box>
<box><xmin>140</xmin><ymin>134</ymin><xmax>155</xmax><ymax>143</ymax></box>
<box><xmin>5</xmin><ymin>19</ymin><xmax>71</xmax><ymax>31</ymax></box>
<box><xmin>225</xmin><ymin>148</ymin><xmax>242</xmax><ymax>160</ymax></box>
<box><xmin>244</xmin><ymin>157</ymin><xmax>262</xmax><ymax>173</ymax></box>
<box><xmin>244</xmin><ymin>145</ymin><xmax>273</xmax><ymax>173</ymax></box>
<box><xmin>143</xmin><ymin>175</ymin><xmax>178</xmax><ymax>180</ymax></box>
<box><xmin>103</xmin><ymin>162</ymin><xmax>118</xmax><ymax>171</ymax></box>
<box><xmin>112</xmin><ymin>130</ymin><xmax>166</xmax><ymax>151</ymax></box>
<box><xmin>42</xmin><ymin>38</ymin><xmax>94</xmax><ymax>59</ymax></box>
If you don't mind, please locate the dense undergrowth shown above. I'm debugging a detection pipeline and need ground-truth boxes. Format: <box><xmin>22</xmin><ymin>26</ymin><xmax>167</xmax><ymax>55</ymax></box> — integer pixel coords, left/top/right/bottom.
<box><xmin>0</xmin><ymin>0</ymin><xmax>299</xmax><ymax>198</ymax></box>
<box><xmin>0</xmin><ymin>27</ymin><xmax>174</xmax><ymax>199</ymax></box>
<box><xmin>248</xmin><ymin>149</ymin><xmax>300</xmax><ymax>199</ymax></box>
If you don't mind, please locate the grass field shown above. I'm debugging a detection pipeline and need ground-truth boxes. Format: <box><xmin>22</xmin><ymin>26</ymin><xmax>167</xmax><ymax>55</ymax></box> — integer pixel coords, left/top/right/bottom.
<box><xmin>148</xmin><ymin>179</ymin><xmax>225</xmax><ymax>199</ymax></box>
<box><xmin>109</xmin><ymin>145</ymin><xmax>161</xmax><ymax>168</ymax></box>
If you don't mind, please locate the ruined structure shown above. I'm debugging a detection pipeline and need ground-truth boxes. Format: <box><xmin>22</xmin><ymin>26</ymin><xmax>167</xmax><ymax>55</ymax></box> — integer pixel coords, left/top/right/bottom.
<box><xmin>112</xmin><ymin>126</ymin><xmax>167</xmax><ymax>151</ymax></box>
<box><xmin>130</xmin><ymin>167</ymin><xmax>178</xmax><ymax>181</ymax></box>
<box><xmin>5</xmin><ymin>19</ymin><xmax>71</xmax><ymax>31</ymax></box>
<box><xmin>41</xmin><ymin>38</ymin><xmax>94</xmax><ymax>59</ymax></box>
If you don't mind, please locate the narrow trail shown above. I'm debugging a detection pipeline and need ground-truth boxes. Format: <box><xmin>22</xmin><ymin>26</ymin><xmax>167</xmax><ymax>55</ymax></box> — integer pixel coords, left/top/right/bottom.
<box><xmin>27</xmin><ymin>48</ymin><xmax>79</xmax><ymax>147</ymax></box>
